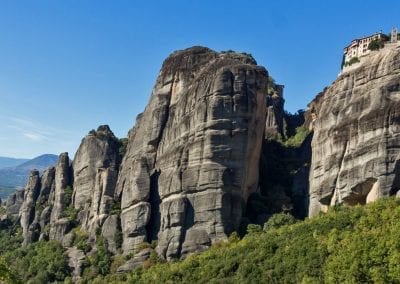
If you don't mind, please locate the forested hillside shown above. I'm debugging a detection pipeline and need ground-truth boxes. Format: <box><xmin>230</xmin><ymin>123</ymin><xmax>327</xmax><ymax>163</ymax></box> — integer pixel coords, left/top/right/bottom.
<box><xmin>1</xmin><ymin>197</ymin><xmax>400</xmax><ymax>283</ymax></box>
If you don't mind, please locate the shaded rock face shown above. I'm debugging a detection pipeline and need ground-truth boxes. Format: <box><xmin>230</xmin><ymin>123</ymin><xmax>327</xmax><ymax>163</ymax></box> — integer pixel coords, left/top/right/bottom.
<box><xmin>309</xmin><ymin>47</ymin><xmax>400</xmax><ymax>216</ymax></box>
<box><xmin>19</xmin><ymin>167</ymin><xmax>57</xmax><ymax>244</ymax></box>
<box><xmin>16</xmin><ymin>128</ymin><xmax>122</xmax><ymax>247</ymax></box>
<box><xmin>116</xmin><ymin>46</ymin><xmax>269</xmax><ymax>258</ymax></box>
<box><xmin>17</xmin><ymin>154</ymin><xmax>71</xmax><ymax>245</ymax></box>
<box><xmin>101</xmin><ymin>214</ymin><xmax>120</xmax><ymax>254</ymax></box>
<box><xmin>50</xmin><ymin>153</ymin><xmax>71</xmax><ymax>222</ymax></box>
<box><xmin>5</xmin><ymin>189</ymin><xmax>24</xmax><ymax>218</ymax></box>
<box><xmin>265</xmin><ymin>83</ymin><xmax>285</xmax><ymax>139</ymax></box>
<box><xmin>19</xmin><ymin>170</ymin><xmax>41</xmax><ymax>244</ymax></box>
<box><xmin>72</xmin><ymin>125</ymin><xmax>120</xmax><ymax>237</ymax></box>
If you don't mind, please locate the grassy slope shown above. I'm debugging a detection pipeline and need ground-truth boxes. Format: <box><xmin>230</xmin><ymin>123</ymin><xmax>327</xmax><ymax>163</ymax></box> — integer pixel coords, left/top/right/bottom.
<box><xmin>125</xmin><ymin>197</ymin><xmax>400</xmax><ymax>284</ymax></box>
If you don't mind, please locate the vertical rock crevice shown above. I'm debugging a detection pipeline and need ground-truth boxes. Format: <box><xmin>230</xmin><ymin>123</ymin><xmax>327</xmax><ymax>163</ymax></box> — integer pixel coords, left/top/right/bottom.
<box><xmin>146</xmin><ymin>170</ymin><xmax>161</xmax><ymax>242</ymax></box>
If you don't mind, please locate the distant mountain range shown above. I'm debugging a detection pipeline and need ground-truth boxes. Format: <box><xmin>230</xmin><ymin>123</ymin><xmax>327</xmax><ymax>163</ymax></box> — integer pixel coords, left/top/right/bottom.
<box><xmin>0</xmin><ymin>157</ymin><xmax>29</xmax><ymax>169</ymax></box>
<box><xmin>0</xmin><ymin>154</ymin><xmax>58</xmax><ymax>200</ymax></box>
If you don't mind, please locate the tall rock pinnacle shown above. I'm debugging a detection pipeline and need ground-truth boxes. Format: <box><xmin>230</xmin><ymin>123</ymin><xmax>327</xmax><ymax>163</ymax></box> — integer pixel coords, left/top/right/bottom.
<box><xmin>116</xmin><ymin>46</ymin><xmax>269</xmax><ymax>258</ymax></box>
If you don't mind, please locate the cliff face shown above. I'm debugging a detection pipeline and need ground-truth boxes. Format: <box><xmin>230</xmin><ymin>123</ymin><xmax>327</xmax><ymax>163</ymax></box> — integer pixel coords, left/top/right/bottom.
<box><xmin>49</xmin><ymin>152</ymin><xmax>72</xmax><ymax>241</ymax></box>
<box><xmin>7</xmin><ymin>47</ymin><xmax>287</xmax><ymax>272</ymax></box>
<box><xmin>116</xmin><ymin>47</ymin><xmax>269</xmax><ymax>258</ymax></box>
<box><xmin>72</xmin><ymin>125</ymin><xmax>120</xmax><ymax>239</ymax></box>
<box><xmin>309</xmin><ymin>46</ymin><xmax>400</xmax><ymax>216</ymax></box>
<box><xmin>13</xmin><ymin>126</ymin><xmax>123</xmax><ymax>247</ymax></box>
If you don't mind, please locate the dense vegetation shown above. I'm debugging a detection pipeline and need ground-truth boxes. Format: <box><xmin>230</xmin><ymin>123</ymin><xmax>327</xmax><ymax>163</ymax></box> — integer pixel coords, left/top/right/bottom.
<box><xmin>0</xmin><ymin>219</ymin><xmax>69</xmax><ymax>283</ymax></box>
<box><xmin>124</xmin><ymin>197</ymin><xmax>400</xmax><ymax>283</ymax></box>
<box><xmin>4</xmin><ymin>241</ymin><xmax>70</xmax><ymax>283</ymax></box>
<box><xmin>1</xmin><ymin>197</ymin><xmax>400</xmax><ymax>282</ymax></box>
<box><xmin>252</xmin><ymin>111</ymin><xmax>311</xmax><ymax>221</ymax></box>
<box><xmin>368</xmin><ymin>39</ymin><xmax>385</xmax><ymax>51</ymax></box>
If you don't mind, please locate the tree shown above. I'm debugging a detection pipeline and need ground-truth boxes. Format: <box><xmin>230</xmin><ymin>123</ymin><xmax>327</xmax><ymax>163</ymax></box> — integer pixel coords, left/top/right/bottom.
<box><xmin>368</xmin><ymin>39</ymin><xmax>384</xmax><ymax>51</ymax></box>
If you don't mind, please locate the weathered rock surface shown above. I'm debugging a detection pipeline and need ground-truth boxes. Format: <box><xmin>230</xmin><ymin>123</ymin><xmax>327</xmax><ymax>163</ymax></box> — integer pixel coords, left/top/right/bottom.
<box><xmin>116</xmin><ymin>46</ymin><xmax>269</xmax><ymax>258</ymax></box>
<box><xmin>72</xmin><ymin>125</ymin><xmax>120</xmax><ymax>237</ymax></box>
<box><xmin>50</xmin><ymin>153</ymin><xmax>72</xmax><ymax>241</ymax></box>
<box><xmin>5</xmin><ymin>189</ymin><xmax>24</xmax><ymax>218</ymax></box>
<box><xmin>67</xmin><ymin>247</ymin><xmax>86</xmax><ymax>282</ymax></box>
<box><xmin>101</xmin><ymin>214</ymin><xmax>120</xmax><ymax>254</ymax></box>
<box><xmin>116</xmin><ymin>248</ymin><xmax>151</xmax><ymax>273</ymax></box>
<box><xmin>265</xmin><ymin>83</ymin><xmax>285</xmax><ymax>139</ymax></box>
<box><xmin>36</xmin><ymin>167</ymin><xmax>56</xmax><ymax>207</ymax></box>
<box><xmin>309</xmin><ymin>46</ymin><xmax>400</xmax><ymax>216</ymax></box>
<box><xmin>19</xmin><ymin>170</ymin><xmax>41</xmax><ymax>244</ymax></box>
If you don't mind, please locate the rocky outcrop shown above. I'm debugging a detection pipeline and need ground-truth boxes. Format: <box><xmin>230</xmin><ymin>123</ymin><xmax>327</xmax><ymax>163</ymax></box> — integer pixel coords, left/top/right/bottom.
<box><xmin>5</xmin><ymin>189</ymin><xmax>24</xmax><ymax>218</ymax></box>
<box><xmin>72</xmin><ymin>125</ymin><xmax>120</xmax><ymax>238</ymax></box>
<box><xmin>116</xmin><ymin>46</ymin><xmax>269</xmax><ymax>258</ymax></box>
<box><xmin>49</xmin><ymin>153</ymin><xmax>72</xmax><ymax>241</ymax></box>
<box><xmin>19</xmin><ymin>170</ymin><xmax>41</xmax><ymax>244</ymax></box>
<box><xmin>67</xmin><ymin>247</ymin><xmax>86</xmax><ymax>281</ymax></box>
<box><xmin>36</xmin><ymin>167</ymin><xmax>56</xmax><ymax>240</ymax></box>
<box><xmin>116</xmin><ymin>248</ymin><xmax>151</xmax><ymax>273</ymax></box>
<box><xmin>309</xmin><ymin>46</ymin><xmax>400</xmax><ymax>216</ymax></box>
<box><xmin>101</xmin><ymin>215</ymin><xmax>120</xmax><ymax>254</ymax></box>
<box><xmin>8</xmin><ymin>47</ymin><xmax>291</xmax><ymax>263</ymax></box>
<box><xmin>265</xmin><ymin>83</ymin><xmax>285</xmax><ymax>139</ymax></box>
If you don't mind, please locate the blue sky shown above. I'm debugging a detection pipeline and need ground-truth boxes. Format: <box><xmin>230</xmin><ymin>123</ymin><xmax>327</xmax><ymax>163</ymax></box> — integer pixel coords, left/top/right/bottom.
<box><xmin>0</xmin><ymin>0</ymin><xmax>399</xmax><ymax>158</ymax></box>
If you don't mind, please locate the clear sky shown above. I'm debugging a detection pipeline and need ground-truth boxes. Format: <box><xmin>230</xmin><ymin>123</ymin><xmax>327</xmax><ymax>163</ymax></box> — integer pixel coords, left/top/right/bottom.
<box><xmin>1</xmin><ymin>0</ymin><xmax>399</xmax><ymax>158</ymax></box>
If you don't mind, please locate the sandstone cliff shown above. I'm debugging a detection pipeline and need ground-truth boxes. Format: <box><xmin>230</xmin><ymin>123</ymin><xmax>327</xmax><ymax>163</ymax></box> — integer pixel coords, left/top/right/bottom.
<box><xmin>116</xmin><ymin>46</ymin><xmax>269</xmax><ymax>259</ymax></box>
<box><xmin>72</xmin><ymin>125</ymin><xmax>120</xmax><ymax>240</ymax></box>
<box><xmin>11</xmin><ymin>47</ymin><xmax>288</xmax><ymax>274</ymax></box>
<box><xmin>308</xmin><ymin>46</ymin><xmax>400</xmax><ymax>216</ymax></box>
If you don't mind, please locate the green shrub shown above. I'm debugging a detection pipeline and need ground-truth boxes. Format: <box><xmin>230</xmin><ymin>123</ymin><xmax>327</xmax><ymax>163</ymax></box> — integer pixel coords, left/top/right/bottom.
<box><xmin>114</xmin><ymin>229</ymin><xmax>123</xmax><ymax>250</ymax></box>
<box><xmin>72</xmin><ymin>227</ymin><xmax>90</xmax><ymax>252</ymax></box>
<box><xmin>63</xmin><ymin>185</ymin><xmax>73</xmax><ymax>205</ymax></box>
<box><xmin>0</xmin><ymin>256</ymin><xmax>16</xmax><ymax>282</ymax></box>
<box><xmin>63</xmin><ymin>203</ymin><xmax>78</xmax><ymax>222</ymax></box>
<box><xmin>247</xmin><ymin>224</ymin><xmax>262</xmax><ymax>234</ymax></box>
<box><xmin>284</xmin><ymin>125</ymin><xmax>310</xmax><ymax>148</ymax></box>
<box><xmin>0</xmin><ymin>219</ymin><xmax>23</xmax><ymax>254</ymax></box>
<box><xmin>264</xmin><ymin>213</ymin><xmax>297</xmax><ymax>231</ymax></box>
<box><xmin>110</xmin><ymin>200</ymin><xmax>121</xmax><ymax>215</ymax></box>
<box><xmin>93</xmin><ymin>236</ymin><xmax>113</xmax><ymax>275</ymax></box>
<box><xmin>3</xmin><ymin>240</ymin><xmax>69</xmax><ymax>282</ymax></box>
<box><xmin>345</xmin><ymin>56</ymin><xmax>360</xmax><ymax>66</ymax></box>
<box><xmin>368</xmin><ymin>39</ymin><xmax>384</xmax><ymax>51</ymax></box>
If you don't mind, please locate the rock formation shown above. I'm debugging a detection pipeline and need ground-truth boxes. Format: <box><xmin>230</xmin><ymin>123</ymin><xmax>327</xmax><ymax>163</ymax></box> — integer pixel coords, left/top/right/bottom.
<box><xmin>72</xmin><ymin>125</ymin><xmax>120</xmax><ymax>238</ymax></box>
<box><xmin>308</xmin><ymin>46</ymin><xmax>400</xmax><ymax>216</ymax></box>
<box><xmin>5</xmin><ymin>189</ymin><xmax>24</xmax><ymax>218</ymax></box>
<box><xmin>116</xmin><ymin>46</ymin><xmax>269</xmax><ymax>259</ymax></box>
<box><xmin>19</xmin><ymin>170</ymin><xmax>41</xmax><ymax>244</ymax></box>
<box><xmin>11</xmin><ymin>47</ymin><xmax>290</xmax><ymax>276</ymax></box>
<box><xmin>265</xmin><ymin>81</ymin><xmax>285</xmax><ymax>139</ymax></box>
<box><xmin>49</xmin><ymin>152</ymin><xmax>73</xmax><ymax>241</ymax></box>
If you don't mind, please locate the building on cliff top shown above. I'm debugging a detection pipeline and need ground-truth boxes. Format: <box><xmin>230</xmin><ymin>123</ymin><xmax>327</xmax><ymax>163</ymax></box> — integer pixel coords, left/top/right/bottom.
<box><xmin>343</xmin><ymin>31</ymin><xmax>390</xmax><ymax>64</ymax></box>
<box><xmin>339</xmin><ymin>28</ymin><xmax>399</xmax><ymax>75</ymax></box>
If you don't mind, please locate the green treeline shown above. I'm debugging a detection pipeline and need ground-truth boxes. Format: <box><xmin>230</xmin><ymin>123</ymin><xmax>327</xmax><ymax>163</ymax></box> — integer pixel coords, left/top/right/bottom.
<box><xmin>2</xmin><ymin>198</ymin><xmax>400</xmax><ymax>283</ymax></box>
<box><xmin>128</xmin><ymin>197</ymin><xmax>400</xmax><ymax>283</ymax></box>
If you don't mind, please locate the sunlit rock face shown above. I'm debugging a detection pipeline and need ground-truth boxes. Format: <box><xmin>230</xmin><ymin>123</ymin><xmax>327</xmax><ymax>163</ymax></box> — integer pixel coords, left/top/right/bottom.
<box><xmin>116</xmin><ymin>46</ymin><xmax>269</xmax><ymax>259</ymax></box>
<box><xmin>72</xmin><ymin>125</ymin><xmax>120</xmax><ymax>238</ymax></box>
<box><xmin>308</xmin><ymin>47</ymin><xmax>400</xmax><ymax>216</ymax></box>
